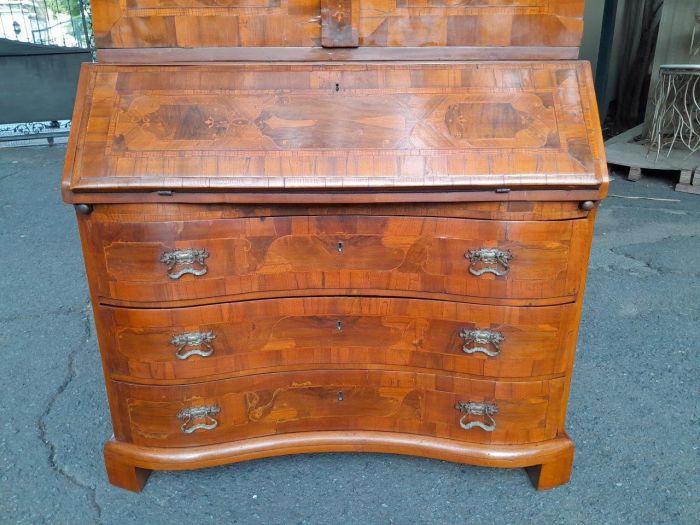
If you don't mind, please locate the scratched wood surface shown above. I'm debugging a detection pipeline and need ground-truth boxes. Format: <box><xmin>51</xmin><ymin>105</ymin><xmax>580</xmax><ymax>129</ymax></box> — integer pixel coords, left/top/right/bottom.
<box><xmin>109</xmin><ymin>370</ymin><xmax>566</xmax><ymax>447</ymax></box>
<box><xmin>322</xmin><ymin>0</ymin><xmax>359</xmax><ymax>47</ymax></box>
<box><xmin>81</xmin><ymin>213</ymin><xmax>590</xmax><ymax>305</ymax></box>
<box><xmin>91</xmin><ymin>0</ymin><xmax>584</xmax><ymax>54</ymax></box>
<box><xmin>63</xmin><ymin>61</ymin><xmax>606</xmax><ymax>197</ymax></box>
<box><xmin>100</xmin><ymin>297</ymin><xmax>577</xmax><ymax>382</ymax></box>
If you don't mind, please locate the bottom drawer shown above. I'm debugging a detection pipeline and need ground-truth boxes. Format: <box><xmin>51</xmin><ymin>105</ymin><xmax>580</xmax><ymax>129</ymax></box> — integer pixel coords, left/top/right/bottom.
<box><xmin>110</xmin><ymin>371</ymin><xmax>565</xmax><ymax>448</ymax></box>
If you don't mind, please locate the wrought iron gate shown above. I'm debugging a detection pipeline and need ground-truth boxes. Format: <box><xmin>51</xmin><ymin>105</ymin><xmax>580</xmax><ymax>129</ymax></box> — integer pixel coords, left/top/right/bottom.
<box><xmin>0</xmin><ymin>0</ymin><xmax>93</xmax><ymax>49</ymax></box>
<box><xmin>0</xmin><ymin>0</ymin><xmax>94</xmax><ymax>144</ymax></box>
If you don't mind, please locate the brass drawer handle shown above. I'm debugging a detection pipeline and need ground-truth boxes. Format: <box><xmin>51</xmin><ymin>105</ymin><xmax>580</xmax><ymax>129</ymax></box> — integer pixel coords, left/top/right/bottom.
<box><xmin>459</xmin><ymin>329</ymin><xmax>504</xmax><ymax>357</ymax></box>
<box><xmin>465</xmin><ymin>248</ymin><xmax>512</xmax><ymax>276</ymax></box>
<box><xmin>177</xmin><ymin>405</ymin><xmax>220</xmax><ymax>434</ymax></box>
<box><xmin>160</xmin><ymin>248</ymin><xmax>209</xmax><ymax>280</ymax></box>
<box><xmin>455</xmin><ymin>401</ymin><xmax>498</xmax><ymax>432</ymax></box>
<box><xmin>171</xmin><ymin>331</ymin><xmax>216</xmax><ymax>360</ymax></box>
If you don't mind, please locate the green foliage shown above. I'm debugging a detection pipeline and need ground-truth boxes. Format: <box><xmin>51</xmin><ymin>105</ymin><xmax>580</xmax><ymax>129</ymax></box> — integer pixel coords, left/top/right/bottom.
<box><xmin>46</xmin><ymin>0</ymin><xmax>83</xmax><ymax>18</ymax></box>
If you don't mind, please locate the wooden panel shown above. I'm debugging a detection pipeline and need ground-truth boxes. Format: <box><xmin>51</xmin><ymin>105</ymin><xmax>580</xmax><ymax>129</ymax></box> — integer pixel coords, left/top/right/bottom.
<box><xmin>92</xmin><ymin>0</ymin><xmax>584</xmax><ymax>52</ymax></box>
<box><xmin>82</xmin><ymin>214</ymin><xmax>589</xmax><ymax>304</ymax></box>
<box><xmin>100</xmin><ymin>297</ymin><xmax>577</xmax><ymax>382</ymax></box>
<box><xmin>322</xmin><ymin>0</ymin><xmax>359</xmax><ymax>47</ymax></box>
<box><xmin>96</xmin><ymin>46</ymin><xmax>581</xmax><ymax>63</ymax></box>
<box><xmin>63</xmin><ymin>62</ymin><xmax>607</xmax><ymax>196</ymax></box>
<box><xmin>86</xmin><ymin>201</ymin><xmax>591</xmax><ymax>222</ymax></box>
<box><xmin>110</xmin><ymin>370</ymin><xmax>566</xmax><ymax>447</ymax></box>
<box><xmin>103</xmin><ymin>432</ymin><xmax>576</xmax><ymax>492</ymax></box>
<box><xmin>92</xmin><ymin>0</ymin><xmax>319</xmax><ymax>49</ymax></box>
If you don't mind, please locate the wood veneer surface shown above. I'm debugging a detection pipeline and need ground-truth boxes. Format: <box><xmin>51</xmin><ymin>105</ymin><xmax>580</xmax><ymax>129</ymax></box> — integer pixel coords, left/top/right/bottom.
<box><xmin>63</xmin><ymin>61</ymin><xmax>607</xmax><ymax>198</ymax></box>
<box><xmin>100</xmin><ymin>296</ymin><xmax>577</xmax><ymax>382</ymax></box>
<box><xmin>81</xmin><ymin>213</ymin><xmax>590</xmax><ymax>305</ymax></box>
<box><xmin>92</xmin><ymin>0</ymin><xmax>585</xmax><ymax>53</ymax></box>
<box><xmin>110</xmin><ymin>370</ymin><xmax>566</xmax><ymax>447</ymax></box>
<box><xmin>62</xmin><ymin>4</ymin><xmax>605</xmax><ymax>487</ymax></box>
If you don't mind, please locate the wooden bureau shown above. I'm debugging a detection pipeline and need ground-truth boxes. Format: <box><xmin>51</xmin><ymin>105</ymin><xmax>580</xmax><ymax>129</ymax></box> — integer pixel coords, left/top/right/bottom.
<box><xmin>63</xmin><ymin>0</ymin><xmax>606</xmax><ymax>491</ymax></box>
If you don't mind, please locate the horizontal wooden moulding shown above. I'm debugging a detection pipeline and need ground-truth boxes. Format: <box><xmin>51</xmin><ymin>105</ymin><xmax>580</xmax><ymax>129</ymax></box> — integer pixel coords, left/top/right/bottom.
<box><xmin>104</xmin><ymin>431</ymin><xmax>575</xmax><ymax>492</ymax></box>
<box><xmin>96</xmin><ymin>46</ymin><xmax>582</xmax><ymax>63</ymax></box>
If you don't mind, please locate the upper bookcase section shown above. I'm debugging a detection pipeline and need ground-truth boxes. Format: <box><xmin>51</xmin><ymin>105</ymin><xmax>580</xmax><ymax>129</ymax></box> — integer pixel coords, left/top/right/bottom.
<box><xmin>92</xmin><ymin>0</ymin><xmax>586</xmax><ymax>62</ymax></box>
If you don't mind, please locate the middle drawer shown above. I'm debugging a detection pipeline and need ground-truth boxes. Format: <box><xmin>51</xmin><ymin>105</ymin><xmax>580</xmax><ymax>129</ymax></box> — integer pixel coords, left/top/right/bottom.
<box><xmin>99</xmin><ymin>297</ymin><xmax>576</xmax><ymax>383</ymax></box>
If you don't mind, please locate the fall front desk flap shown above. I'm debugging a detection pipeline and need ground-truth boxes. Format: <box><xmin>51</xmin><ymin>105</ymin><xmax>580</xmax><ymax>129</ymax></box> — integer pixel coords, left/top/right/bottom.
<box><xmin>62</xmin><ymin>61</ymin><xmax>607</xmax><ymax>199</ymax></box>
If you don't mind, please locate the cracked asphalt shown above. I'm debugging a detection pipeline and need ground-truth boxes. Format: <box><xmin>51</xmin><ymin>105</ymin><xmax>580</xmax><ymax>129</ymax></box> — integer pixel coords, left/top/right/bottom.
<box><xmin>1</xmin><ymin>146</ymin><xmax>698</xmax><ymax>524</ymax></box>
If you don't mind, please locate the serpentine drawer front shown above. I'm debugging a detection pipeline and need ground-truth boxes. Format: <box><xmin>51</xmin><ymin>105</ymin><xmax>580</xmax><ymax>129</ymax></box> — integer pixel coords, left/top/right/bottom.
<box><xmin>63</xmin><ymin>37</ymin><xmax>607</xmax><ymax>491</ymax></box>
<box><xmin>100</xmin><ymin>297</ymin><xmax>577</xmax><ymax>383</ymax></box>
<box><xmin>109</xmin><ymin>371</ymin><xmax>566</xmax><ymax>448</ymax></box>
<box><xmin>83</xmin><ymin>215</ymin><xmax>589</xmax><ymax>305</ymax></box>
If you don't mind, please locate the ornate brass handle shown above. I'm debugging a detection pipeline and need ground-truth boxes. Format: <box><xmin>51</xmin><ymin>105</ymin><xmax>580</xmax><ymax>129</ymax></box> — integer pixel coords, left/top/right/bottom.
<box><xmin>160</xmin><ymin>248</ymin><xmax>209</xmax><ymax>280</ymax></box>
<box><xmin>465</xmin><ymin>248</ymin><xmax>512</xmax><ymax>276</ymax></box>
<box><xmin>455</xmin><ymin>401</ymin><xmax>498</xmax><ymax>432</ymax></box>
<box><xmin>171</xmin><ymin>331</ymin><xmax>216</xmax><ymax>360</ymax></box>
<box><xmin>176</xmin><ymin>405</ymin><xmax>220</xmax><ymax>434</ymax></box>
<box><xmin>459</xmin><ymin>329</ymin><xmax>504</xmax><ymax>357</ymax></box>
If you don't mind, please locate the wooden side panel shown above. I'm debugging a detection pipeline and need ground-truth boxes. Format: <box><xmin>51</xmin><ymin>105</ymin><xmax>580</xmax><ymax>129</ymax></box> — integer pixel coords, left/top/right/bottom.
<box><xmin>99</xmin><ymin>297</ymin><xmax>577</xmax><ymax>382</ymax></box>
<box><xmin>81</xmin><ymin>215</ymin><xmax>588</xmax><ymax>304</ymax></box>
<box><xmin>64</xmin><ymin>62</ymin><xmax>607</xmax><ymax>196</ymax></box>
<box><xmin>110</xmin><ymin>371</ymin><xmax>566</xmax><ymax>447</ymax></box>
<box><xmin>91</xmin><ymin>0</ymin><xmax>584</xmax><ymax>51</ymax></box>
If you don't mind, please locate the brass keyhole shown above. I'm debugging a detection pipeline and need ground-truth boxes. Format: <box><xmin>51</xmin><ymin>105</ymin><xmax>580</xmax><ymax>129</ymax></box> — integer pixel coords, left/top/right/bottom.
<box><xmin>336</xmin><ymin>320</ymin><xmax>343</xmax><ymax>331</ymax></box>
<box><xmin>337</xmin><ymin>241</ymin><xmax>344</xmax><ymax>253</ymax></box>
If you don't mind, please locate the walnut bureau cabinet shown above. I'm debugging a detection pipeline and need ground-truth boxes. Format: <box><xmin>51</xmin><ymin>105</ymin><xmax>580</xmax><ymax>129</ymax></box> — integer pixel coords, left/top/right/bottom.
<box><xmin>62</xmin><ymin>0</ymin><xmax>607</xmax><ymax>491</ymax></box>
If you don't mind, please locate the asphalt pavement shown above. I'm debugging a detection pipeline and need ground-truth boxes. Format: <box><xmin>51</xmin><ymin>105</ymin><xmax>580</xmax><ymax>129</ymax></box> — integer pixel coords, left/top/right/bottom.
<box><xmin>0</xmin><ymin>145</ymin><xmax>698</xmax><ymax>524</ymax></box>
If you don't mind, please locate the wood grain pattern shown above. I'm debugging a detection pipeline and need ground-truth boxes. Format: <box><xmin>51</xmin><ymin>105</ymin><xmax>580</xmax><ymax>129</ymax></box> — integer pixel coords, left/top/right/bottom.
<box><xmin>99</xmin><ymin>296</ymin><xmax>577</xmax><ymax>382</ymax></box>
<box><xmin>62</xmin><ymin>5</ymin><xmax>606</xmax><ymax>489</ymax></box>
<box><xmin>109</xmin><ymin>370</ymin><xmax>565</xmax><ymax>447</ymax></box>
<box><xmin>91</xmin><ymin>0</ymin><xmax>584</xmax><ymax>53</ymax></box>
<box><xmin>62</xmin><ymin>61</ymin><xmax>607</xmax><ymax>197</ymax></box>
<box><xmin>104</xmin><ymin>452</ymin><xmax>151</xmax><ymax>492</ymax></box>
<box><xmin>96</xmin><ymin>45</ymin><xmax>581</xmax><ymax>63</ymax></box>
<box><xmin>81</xmin><ymin>205</ymin><xmax>591</xmax><ymax>491</ymax></box>
<box><xmin>85</xmin><ymin>201</ymin><xmax>591</xmax><ymax>222</ymax></box>
<box><xmin>64</xmin><ymin>188</ymin><xmax>603</xmax><ymax>206</ymax></box>
<box><xmin>322</xmin><ymin>0</ymin><xmax>359</xmax><ymax>47</ymax></box>
<box><xmin>81</xmin><ymin>214</ymin><xmax>589</xmax><ymax>305</ymax></box>
<box><xmin>103</xmin><ymin>431</ymin><xmax>575</xmax><ymax>491</ymax></box>
<box><xmin>526</xmin><ymin>444</ymin><xmax>574</xmax><ymax>489</ymax></box>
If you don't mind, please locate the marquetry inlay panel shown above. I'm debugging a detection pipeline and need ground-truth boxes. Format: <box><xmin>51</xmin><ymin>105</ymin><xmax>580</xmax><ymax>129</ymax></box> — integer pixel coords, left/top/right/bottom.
<box><xmin>93</xmin><ymin>0</ymin><xmax>584</xmax><ymax>50</ymax></box>
<box><xmin>67</xmin><ymin>62</ymin><xmax>605</xmax><ymax>192</ymax></box>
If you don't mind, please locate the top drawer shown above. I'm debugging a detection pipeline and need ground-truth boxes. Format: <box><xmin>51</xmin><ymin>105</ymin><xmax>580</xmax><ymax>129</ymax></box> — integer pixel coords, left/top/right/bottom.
<box><xmin>80</xmin><ymin>212</ymin><xmax>591</xmax><ymax>306</ymax></box>
<box><xmin>93</xmin><ymin>0</ymin><xmax>584</xmax><ymax>59</ymax></box>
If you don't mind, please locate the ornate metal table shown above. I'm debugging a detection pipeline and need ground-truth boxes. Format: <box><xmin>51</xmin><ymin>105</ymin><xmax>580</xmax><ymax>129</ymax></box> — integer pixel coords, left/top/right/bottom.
<box><xmin>649</xmin><ymin>64</ymin><xmax>700</xmax><ymax>157</ymax></box>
